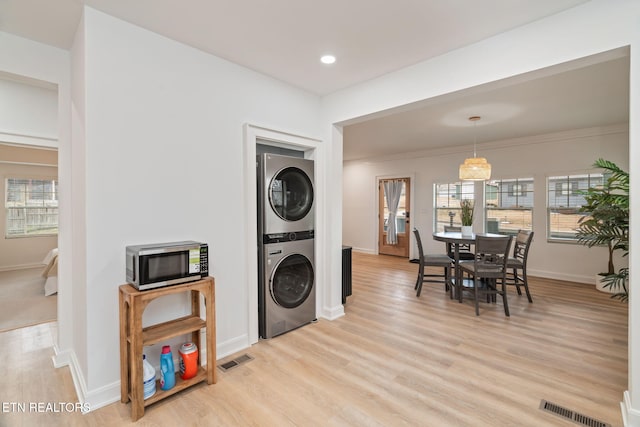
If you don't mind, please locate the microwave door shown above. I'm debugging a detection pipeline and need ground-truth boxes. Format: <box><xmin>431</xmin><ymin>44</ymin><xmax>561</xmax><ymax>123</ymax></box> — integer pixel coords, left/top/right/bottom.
<box><xmin>146</xmin><ymin>252</ymin><xmax>186</xmax><ymax>283</ymax></box>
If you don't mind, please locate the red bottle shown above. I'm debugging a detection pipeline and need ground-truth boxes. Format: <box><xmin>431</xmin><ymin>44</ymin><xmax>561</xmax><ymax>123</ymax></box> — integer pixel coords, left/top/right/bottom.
<box><xmin>179</xmin><ymin>342</ymin><xmax>198</xmax><ymax>380</ymax></box>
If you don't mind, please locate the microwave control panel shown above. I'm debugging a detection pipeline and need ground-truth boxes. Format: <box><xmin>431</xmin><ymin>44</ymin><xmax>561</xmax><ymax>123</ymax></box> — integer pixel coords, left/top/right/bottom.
<box><xmin>199</xmin><ymin>244</ymin><xmax>209</xmax><ymax>276</ymax></box>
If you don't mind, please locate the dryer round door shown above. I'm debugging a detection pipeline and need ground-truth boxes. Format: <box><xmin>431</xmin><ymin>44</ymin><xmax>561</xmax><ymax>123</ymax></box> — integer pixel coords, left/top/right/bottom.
<box><xmin>270</xmin><ymin>253</ymin><xmax>314</xmax><ymax>308</ymax></box>
<box><xmin>269</xmin><ymin>166</ymin><xmax>314</xmax><ymax>222</ymax></box>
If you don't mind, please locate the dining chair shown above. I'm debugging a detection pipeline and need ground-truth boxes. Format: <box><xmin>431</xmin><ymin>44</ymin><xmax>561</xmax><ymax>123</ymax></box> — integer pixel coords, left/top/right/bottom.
<box><xmin>458</xmin><ymin>234</ymin><xmax>513</xmax><ymax>316</ymax></box>
<box><xmin>505</xmin><ymin>230</ymin><xmax>534</xmax><ymax>302</ymax></box>
<box><xmin>413</xmin><ymin>228</ymin><xmax>454</xmax><ymax>298</ymax></box>
<box><xmin>443</xmin><ymin>225</ymin><xmax>475</xmax><ymax>260</ymax></box>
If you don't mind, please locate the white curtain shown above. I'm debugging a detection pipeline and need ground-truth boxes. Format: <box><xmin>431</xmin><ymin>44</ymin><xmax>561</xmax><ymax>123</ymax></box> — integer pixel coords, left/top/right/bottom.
<box><xmin>384</xmin><ymin>180</ymin><xmax>404</xmax><ymax>245</ymax></box>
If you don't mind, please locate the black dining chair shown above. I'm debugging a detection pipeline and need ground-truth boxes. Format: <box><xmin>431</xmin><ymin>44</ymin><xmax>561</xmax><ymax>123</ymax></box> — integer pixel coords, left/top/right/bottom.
<box><xmin>458</xmin><ymin>234</ymin><xmax>513</xmax><ymax>316</ymax></box>
<box><xmin>413</xmin><ymin>228</ymin><xmax>454</xmax><ymax>298</ymax></box>
<box><xmin>505</xmin><ymin>230</ymin><xmax>534</xmax><ymax>302</ymax></box>
<box><xmin>443</xmin><ymin>225</ymin><xmax>475</xmax><ymax>261</ymax></box>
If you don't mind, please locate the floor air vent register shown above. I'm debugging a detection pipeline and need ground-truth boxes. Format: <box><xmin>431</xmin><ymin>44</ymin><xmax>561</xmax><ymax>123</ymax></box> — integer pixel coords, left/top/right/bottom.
<box><xmin>539</xmin><ymin>400</ymin><xmax>611</xmax><ymax>427</ymax></box>
<box><xmin>217</xmin><ymin>353</ymin><xmax>254</xmax><ymax>372</ymax></box>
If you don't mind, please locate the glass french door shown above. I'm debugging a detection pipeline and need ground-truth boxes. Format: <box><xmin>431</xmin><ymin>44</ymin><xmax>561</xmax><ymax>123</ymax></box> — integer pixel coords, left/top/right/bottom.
<box><xmin>378</xmin><ymin>177</ymin><xmax>410</xmax><ymax>257</ymax></box>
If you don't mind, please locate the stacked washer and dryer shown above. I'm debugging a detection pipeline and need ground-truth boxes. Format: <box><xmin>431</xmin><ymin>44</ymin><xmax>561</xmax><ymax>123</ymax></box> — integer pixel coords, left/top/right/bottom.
<box><xmin>257</xmin><ymin>153</ymin><xmax>316</xmax><ymax>339</ymax></box>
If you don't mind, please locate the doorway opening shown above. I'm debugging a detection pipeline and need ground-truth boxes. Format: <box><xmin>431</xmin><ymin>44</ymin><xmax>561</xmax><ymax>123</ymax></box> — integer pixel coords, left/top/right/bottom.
<box><xmin>244</xmin><ymin>125</ymin><xmax>323</xmax><ymax>345</ymax></box>
<box><xmin>378</xmin><ymin>177</ymin><xmax>411</xmax><ymax>258</ymax></box>
<box><xmin>0</xmin><ymin>144</ymin><xmax>58</xmax><ymax>332</ymax></box>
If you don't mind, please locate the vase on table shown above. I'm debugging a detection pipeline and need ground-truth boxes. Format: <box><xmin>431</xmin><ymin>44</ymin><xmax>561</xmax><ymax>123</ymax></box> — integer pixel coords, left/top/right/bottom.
<box><xmin>461</xmin><ymin>225</ymin><xmax>473</xmax><ymax>236</ymax></box>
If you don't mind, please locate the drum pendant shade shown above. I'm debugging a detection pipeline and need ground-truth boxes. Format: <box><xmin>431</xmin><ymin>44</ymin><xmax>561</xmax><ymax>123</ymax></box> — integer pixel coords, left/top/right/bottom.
<box><xmin>459</xmin><ymin>116</ymin><xmax>491</xmax><ymax>181</ymax></box>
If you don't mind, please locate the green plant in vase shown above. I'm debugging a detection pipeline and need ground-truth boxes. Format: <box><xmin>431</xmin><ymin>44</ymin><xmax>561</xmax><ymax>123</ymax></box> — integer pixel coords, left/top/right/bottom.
<box><xmin>576</xmin><ymin>158</ymin><xmax>628</xmax><ymax>301</ymax></box>
<box><xmin>460</xmin><ymin>199</ymin><xmax>474</xmax><ymax>235</ymax></box>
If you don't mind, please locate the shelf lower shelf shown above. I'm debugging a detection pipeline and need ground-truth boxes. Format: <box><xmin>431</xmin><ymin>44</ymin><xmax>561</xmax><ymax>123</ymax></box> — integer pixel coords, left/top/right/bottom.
<box><xmin>134</xmin><ymin>367</ymin><xmax>208</xmax><ymax>407</ymax></box>
<box><xmin>133</xmin><ymin>315</ymin><xmax>206</xmax><ymax>346</ymax></box>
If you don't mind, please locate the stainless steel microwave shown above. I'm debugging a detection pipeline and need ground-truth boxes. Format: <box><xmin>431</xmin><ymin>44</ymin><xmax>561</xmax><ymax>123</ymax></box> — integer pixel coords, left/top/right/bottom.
<box><xmin>125</xmin><ymin>241</ymin><xmax>208</xmax><ymax>291</ymax></box>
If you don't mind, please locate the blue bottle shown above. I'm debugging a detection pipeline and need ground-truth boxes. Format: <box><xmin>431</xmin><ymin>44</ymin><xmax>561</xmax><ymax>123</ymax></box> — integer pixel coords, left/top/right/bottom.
<box><xmin>160</xmin><ymin>345</ymin><xmax>176</xmax><ymax>390</ymax></box>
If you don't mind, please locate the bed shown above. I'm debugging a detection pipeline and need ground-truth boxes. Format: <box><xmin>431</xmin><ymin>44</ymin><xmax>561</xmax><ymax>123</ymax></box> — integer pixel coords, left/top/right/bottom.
<box><xmin>41</xmin><ymin>248</ymin><xmax>58</xmax><ymax>296</ymax></box>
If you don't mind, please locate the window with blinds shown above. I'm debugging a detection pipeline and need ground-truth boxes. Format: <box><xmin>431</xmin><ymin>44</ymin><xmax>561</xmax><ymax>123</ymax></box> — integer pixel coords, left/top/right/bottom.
<box><xmin>485</xmin><ymin>177</ymin><xmax>533</xmax><ymax>235</ymax></box>
<box><xmin>547</xmin><ymin>173</ymin><xmax>603</xmax><ymax>241</ymax></box>
<box><xmin>5</xmin><ymin>178</ymin><xmax>58</xmax><ymax>237</ymax></box>
<box><xmin>434</xmin><ymin>181</ymin><xmax>474</xmax><ymax>232</ymax></box>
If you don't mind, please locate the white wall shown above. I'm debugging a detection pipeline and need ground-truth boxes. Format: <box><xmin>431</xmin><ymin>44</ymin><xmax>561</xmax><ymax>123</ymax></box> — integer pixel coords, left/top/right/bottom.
<box><xmin>343</xmin><ymin>125</ymin><xmax>628</xmax><ymax>284</ymax></box>
<box><xmin>74</xmin><ymin>7</ymin><xmax>323</xmax><ymax>406</ymax></box>
<box><xmin>324</xmin><ymin>0</ymin><xmax>640</xmax><ymax>424</ymax></box>
<box><xmin>0</xmin><ymin>77</ymin><xmax>57</xmax><ymax>147</ymax></box>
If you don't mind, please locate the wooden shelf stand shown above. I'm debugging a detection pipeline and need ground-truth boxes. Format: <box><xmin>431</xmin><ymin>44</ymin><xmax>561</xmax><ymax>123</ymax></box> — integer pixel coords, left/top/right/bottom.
<box><xmin>119</xmin><ymin>277</ymin><xmax>216</xmax><ymax>421</ymax></box>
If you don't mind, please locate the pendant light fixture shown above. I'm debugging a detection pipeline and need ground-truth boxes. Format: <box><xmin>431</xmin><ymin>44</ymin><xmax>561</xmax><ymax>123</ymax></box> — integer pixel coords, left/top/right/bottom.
<box><xmin>459</xmin><ymin>115</ymin><xmax>491</xmax><ymax>181</ymax></box>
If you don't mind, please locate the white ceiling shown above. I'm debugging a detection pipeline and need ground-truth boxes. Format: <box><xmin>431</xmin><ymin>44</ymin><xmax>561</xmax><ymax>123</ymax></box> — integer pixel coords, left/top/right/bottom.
<box><xmin>343</xmin><ymin>52</ymin><xmax>630</xmax><ymax>161</ymax></box>
<box><xmin>0</xmin><ymin>0</ymin><xmax>629</xmax><ymax>161</ymax></box>
<box><xmin>0</xmin><ymin>0</ymin><xmax>590</xmax><ymax>95</ymax></box>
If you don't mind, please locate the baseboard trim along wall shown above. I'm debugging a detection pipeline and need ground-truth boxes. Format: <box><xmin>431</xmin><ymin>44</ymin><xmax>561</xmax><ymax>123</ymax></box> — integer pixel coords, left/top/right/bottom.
<box><xmin>0</xmin><ymin>262</ymin><xmax>44</xmax><ymax>272</ymax></box>
<box><xmin>527</xmin><ymin>269</ymin><xmax>596</xmax><ymax>286</ymax></box>
<box><xmin>321</xmin><ymin>304</ymin><xmax>345</xmax><ymax>320</ymax></box>
<box><xmin>53</xmin><ymin>345</ymin><xmax>120</xmax><ymax>413</ymax></box>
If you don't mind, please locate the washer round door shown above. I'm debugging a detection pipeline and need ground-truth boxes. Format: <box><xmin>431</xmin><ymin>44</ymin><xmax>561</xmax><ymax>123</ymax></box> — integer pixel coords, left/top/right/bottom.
<box><xmin>269</xmin><ymin>166</ymin><xmax>314</xmax><ymax>222</ymax></box>
<box><xmin>270</xmin><ymin>253</ymin><xmax>314</xmax><ymax>308</ymax></box>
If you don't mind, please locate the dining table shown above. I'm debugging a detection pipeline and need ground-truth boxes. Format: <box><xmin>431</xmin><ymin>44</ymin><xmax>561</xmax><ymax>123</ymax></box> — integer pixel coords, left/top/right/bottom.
<box><xmin>432</xmin><ymin>231</ymin><xmax>504</xmax><ymax>298</ymax></box>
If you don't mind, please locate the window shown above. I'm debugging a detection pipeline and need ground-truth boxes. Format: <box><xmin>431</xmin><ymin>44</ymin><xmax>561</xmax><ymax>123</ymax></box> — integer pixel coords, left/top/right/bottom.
<box><xmin>382</xmin><ymin>179</ymin><xmax>408</xmax><ymax>234</ymax></box>
<box><xmin>508</xmin><ymin>183</ymin><xmax>524</xmax><ymax>197</ymax></box>
<box><xmin>547</xmin><ymin>173</ymin><xmax>604</xmax><ymax>241</ymax></box>
<box><xmin>485</xmin><ymin>178</ymin><xmax>533</xmax><ymax>235</ymax></box>
<box><xmin>555</xmin><ymin>181</ymin><xmax>579</xmax><ymax>196</ymax></box>
<box><xmin>5</xmin><ymin>178</ymin><xmax>58</xmax><ymax>237</ymax></box>
<box><xmin>434</xmin><ymin>182</ymin><xmax>474</xmax><ymax>232</ymax></box>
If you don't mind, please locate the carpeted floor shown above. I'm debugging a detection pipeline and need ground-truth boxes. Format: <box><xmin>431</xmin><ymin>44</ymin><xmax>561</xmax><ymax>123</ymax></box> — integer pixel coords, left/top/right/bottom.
<box><xmin>0</xmin><ymin>267</ymin><xmax>56</xmax><ymax>332</ymax></box>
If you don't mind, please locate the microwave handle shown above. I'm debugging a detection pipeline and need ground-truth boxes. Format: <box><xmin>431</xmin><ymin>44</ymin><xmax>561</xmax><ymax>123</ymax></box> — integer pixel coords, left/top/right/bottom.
<box><xmin>131</xmin><ymin>255</ymin><xmax>136</xmax><ymax>282</ymax></box>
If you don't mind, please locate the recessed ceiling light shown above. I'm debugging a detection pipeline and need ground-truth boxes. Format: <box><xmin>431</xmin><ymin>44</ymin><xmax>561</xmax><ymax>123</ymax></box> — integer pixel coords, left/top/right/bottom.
<box><xmin>320</xmin><ymin>55</ymin><xmax>336</xmax><ymax>65</ymax></box>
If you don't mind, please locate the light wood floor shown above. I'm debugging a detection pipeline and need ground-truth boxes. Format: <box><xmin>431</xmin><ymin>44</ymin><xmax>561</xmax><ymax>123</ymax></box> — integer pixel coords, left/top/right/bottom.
<box><xmin>0</xmin><ymin>252</ymin><xmax>628</xmax><ymax>426</ymax></box>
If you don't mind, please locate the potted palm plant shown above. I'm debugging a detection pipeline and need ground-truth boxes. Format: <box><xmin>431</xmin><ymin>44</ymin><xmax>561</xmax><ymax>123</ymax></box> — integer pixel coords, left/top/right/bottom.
<box><xmin>460</xmin><ymin>199</ymin><xmax>474</xmax><ymax>236</ymax></box>
<box><xmin>576</xmin><ymin>158</ymin><xmax>628</xmax><ymax>301</ymax></box>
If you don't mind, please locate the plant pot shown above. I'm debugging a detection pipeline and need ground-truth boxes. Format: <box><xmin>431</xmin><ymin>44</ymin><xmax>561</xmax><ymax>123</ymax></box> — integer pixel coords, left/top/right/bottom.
<box><xmin>595</xmin><ymin>275</ymin><xmax>616</xmax><ymax>293</ymax></box>
<box><xmin>461</xmin><ymin>226</ymin><xmax>473</xmax><ymax>236</ymax></box>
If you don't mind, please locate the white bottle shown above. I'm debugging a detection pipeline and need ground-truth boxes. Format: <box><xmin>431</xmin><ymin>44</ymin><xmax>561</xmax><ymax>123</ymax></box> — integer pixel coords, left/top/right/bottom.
<box><xmin>142</xmin><ymin>354</ymin><xmax>156</xmax><ymax>400</ymax></box>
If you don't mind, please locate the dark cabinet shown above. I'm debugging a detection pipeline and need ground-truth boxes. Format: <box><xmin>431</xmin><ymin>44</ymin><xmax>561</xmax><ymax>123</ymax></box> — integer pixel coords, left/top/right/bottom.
<box><xmin>342</xmin><ymin>246</ymin><xmax>352</xmax><ymax>304</ymax></box>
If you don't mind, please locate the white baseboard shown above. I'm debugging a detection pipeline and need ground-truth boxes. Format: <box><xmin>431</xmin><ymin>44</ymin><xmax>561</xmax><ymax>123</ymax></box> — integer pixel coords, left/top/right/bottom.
<box><xmin>0</xmin><ymin>262</ymin><xmax>44</xmax><ymax>272</ymax></box>
<box><xmin>320</xmin><ymin>304</ymin><xmax>345</xmax><ymax>320</ymax></box>
<box><xmin>622</xmin><ymin>391</ymin><xmax>640</xmax><ymax>426</ymax></box>
<box><xmin>52</xmin><ymin>345</ymin><xmax>93</xmax><ymax>413</ymax></box>
<box><xmin>527</xmin><ymin>268</ymin><xmax>593</xmax><ymax>285</ymax></box>
<box><xmin>52</xmin><ymin>344</ymin><xmax>120</xmax><ymax>413</ymax></box>
<box><xmin>83</xmin><ymin>382</ymin><xmax>121</xmax><ymax>413</ymax></box>
<box><xmin>51</xmin><ymin>344</ymin><xmax>71</xmax><ymax>368</ymax></box>
<box><xmin>215</xmin><ymin>333</ymin><xmax>252</xmax><ymax>360</ymax></box>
